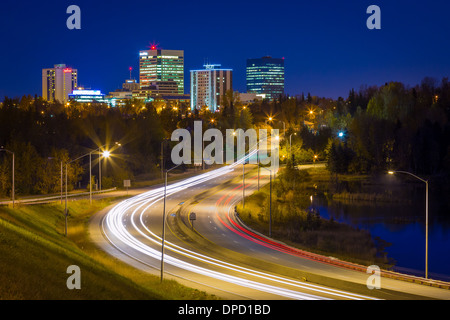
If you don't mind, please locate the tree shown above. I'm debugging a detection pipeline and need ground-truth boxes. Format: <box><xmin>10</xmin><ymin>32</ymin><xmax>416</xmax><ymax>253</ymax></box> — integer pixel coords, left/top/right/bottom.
<box><xmin>237</xmin><ymin>107</ymin><xmax>254</xmax><ymax>130</ymax></box>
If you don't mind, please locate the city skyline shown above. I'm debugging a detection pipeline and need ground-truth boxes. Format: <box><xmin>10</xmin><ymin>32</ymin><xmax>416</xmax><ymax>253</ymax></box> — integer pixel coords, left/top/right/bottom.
<box><xmin>2</xmin><ymin>1</ymin><xmax>450</xmax><ymax>101</ymax></box>
<box><xmin>1</xmin><ymin>0</ymin><xmax>450</xmax><ymax>304</ymax></box>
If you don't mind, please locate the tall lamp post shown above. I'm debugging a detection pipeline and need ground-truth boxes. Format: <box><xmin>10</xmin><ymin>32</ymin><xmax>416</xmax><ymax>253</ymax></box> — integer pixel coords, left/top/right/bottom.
<box><xmin>259</xmin><ymin>165</ymin><xmax>272</xmax><ymax>237</ymax></box>
<box><xmin>65</xmin><ymin>147</ymin><xmax>111</xmax><ymax>236</ymax></box>
<box><xmin>161</xmin><ymin>163</ymin><xmax>182</xmax><ymax>282</ymax></box>
<box><xmin>90</xmin><ymin>144</ymin><xmax>117</xmax><ymax>203</ymax></box>
<box><xmin>289</xmin><ymin>132</ymin><xmax>297</xmax><ymax>159</ymax></box>
<box><xmin>233</xmin><ymin>130</ymin><xmax>246</xmax><ymax>207</ymax></box>
<box><xmin>99</xmin><ymin>150</ymin><xmax>111</xmax><ymax>192</ymax></box>
<box><xmin>0</xmin><ymin>148</ymin><xmax>14</xmax><ymax>208</ymax></box>
<box><xmin>388</xmin><ymin>170</ymin><xmax>429</xmax><ymax>279</ymax></box>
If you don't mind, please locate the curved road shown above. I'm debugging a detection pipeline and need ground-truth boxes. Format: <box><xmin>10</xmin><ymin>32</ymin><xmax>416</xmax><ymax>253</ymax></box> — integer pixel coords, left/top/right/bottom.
<box><xmin>91</xmin><ymin>161</ymin><xmax>450</xmax><ymax>300</ymax></box>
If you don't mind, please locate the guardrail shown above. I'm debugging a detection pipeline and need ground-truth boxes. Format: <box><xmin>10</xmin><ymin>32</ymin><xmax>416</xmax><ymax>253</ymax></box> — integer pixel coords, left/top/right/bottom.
<box><xmin>0</xmin><ymin>188</ymin><xmax>117</xmax><ymax>206</ymax></box>
<box><xmin>233</xmin><ymin>210</ymin><xmax>450</xmax><ymax>290</ymax></box>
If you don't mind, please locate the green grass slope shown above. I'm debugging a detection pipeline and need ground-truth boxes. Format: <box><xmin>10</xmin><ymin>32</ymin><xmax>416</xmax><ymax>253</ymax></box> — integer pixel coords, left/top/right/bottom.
<box><xmin>0</xmin><ymin>199</ymin><xmax>217</xmax><ymax>300</ymax></box>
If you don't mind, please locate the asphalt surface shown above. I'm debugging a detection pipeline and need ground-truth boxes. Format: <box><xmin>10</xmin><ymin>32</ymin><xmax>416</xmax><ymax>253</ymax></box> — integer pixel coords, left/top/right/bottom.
<box><xmin>90</xmin><ymin>164</ymin><xmax>450</xmax><ymax>300</ymax></box>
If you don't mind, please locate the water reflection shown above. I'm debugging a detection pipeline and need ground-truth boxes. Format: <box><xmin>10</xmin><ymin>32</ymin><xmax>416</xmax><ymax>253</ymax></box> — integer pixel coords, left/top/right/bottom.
<box><xmin>310</xmin><ymin>190</ymin><xmax>450</xmax><ymax>282</ymax></box>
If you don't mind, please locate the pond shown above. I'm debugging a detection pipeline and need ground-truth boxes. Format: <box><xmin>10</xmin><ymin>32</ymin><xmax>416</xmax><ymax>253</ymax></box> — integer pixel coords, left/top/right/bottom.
<box><xmin>309</xmin><ymin>180</ymin><xmax>450</xmax><ymax>282</ymax></box>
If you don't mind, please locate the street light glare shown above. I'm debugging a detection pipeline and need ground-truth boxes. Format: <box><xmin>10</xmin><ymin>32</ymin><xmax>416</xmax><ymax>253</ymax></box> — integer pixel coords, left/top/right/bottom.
<box><xmin>102</xmin><ymin>150</ymin><xmax>111</xmax><ymax>158</ymax></box>
<box><xmin>388</xmin><ymin>171</ymin><xmax>395</xmax><ymax>175</ymax></box>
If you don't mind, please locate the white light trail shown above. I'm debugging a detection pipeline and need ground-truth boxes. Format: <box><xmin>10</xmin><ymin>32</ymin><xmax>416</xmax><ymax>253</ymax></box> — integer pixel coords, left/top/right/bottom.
<box><xmin>102</xmin><ymin>154</ymin><xmax>378</xmax><ymax>300</ymax></box>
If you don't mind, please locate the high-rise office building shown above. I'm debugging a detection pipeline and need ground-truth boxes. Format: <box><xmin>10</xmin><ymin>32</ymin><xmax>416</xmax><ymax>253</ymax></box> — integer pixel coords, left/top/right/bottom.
<box><xmin>246</xmin><ymin>56</ymin><xmax>284</xmax><ymax>101</ymax></box>
<box><xmin>139</xmin><ymin>47</ymin><xmax>184</xmax><ymax>94</ymax></box>
<box><xmin>190</xmin><ymin>64</ymin><xmax>232</xmax><ymax>112</ymax></box>
<box><xmin>42</xmin><ymin>64</ymin><xmax>78</xmax><ymax>103</ymax></box>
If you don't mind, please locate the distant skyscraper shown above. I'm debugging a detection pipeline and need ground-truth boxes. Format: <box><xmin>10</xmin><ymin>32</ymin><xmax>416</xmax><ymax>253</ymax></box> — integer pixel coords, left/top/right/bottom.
<box><xmin>139</xmin><ymin>47</ymin><xmax>184</xmax><ymax>94</ymax></box>
<box><xmin>42</xmin><ymin>64</ymin><xmax>78</xmax><ymax>103</ymax></box>
<box><xmin>190</xmin><ymin>64</ymin><xmax>232</xmax><ymax>112</ymax></box>
<box><xmin>246</xmin><ymin>56</ymin><xmax>284</xmax><ymax>101</ymax></box>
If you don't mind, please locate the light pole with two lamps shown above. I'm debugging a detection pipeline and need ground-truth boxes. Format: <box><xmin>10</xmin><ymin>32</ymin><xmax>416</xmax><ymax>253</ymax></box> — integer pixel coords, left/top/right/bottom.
<box><xmin>65</xmin><ymin>147</ymin><xmax>111</xmax><ymax>236</ymax></box>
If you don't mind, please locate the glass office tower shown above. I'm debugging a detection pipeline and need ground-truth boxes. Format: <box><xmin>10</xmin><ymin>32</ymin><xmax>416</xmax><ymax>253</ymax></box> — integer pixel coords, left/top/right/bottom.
<box><xmin>139</xmin><ymin>48</ymin><xmax>184</xmax><ymax>94</ymax></box>
<box><xmin>246</xmin><ymin>56</ymin><xmax>284</xmax><ymax>101</ymax></box>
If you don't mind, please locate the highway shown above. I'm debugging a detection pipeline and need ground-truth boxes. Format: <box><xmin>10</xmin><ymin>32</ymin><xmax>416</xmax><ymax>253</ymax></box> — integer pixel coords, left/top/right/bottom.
<box><xmin>91</xmin><ymin>159</ymin><xmax>450</xmax><ymax>300</ymax></box>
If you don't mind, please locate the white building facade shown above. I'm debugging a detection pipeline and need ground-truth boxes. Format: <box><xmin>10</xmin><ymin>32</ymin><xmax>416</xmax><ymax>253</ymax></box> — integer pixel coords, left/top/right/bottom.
<box><xmin>190</xmin><ymin>64</ymin><xmax>232</xmax><ymax>112</ymax></box>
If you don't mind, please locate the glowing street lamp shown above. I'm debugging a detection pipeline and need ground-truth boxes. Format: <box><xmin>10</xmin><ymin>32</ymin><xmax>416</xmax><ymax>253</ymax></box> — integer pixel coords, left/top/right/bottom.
<box><xmin>388</xmin><ymin>170</ymin><xmax>429</xmax><ymax>279</ymax></box>
<box><xmin>289</xmin><ymin>132</ymin><xmax>297</xmax><ymax>157</ymax></box>
<box><xmin>65</xmin><ymin>146</ymin><xmax>112</xmax><ymax>235</ymax></box>
<box><xmin>265</xmin><ymin>116</ymin><xmax>274</xmax><ymax>126</ymax></box>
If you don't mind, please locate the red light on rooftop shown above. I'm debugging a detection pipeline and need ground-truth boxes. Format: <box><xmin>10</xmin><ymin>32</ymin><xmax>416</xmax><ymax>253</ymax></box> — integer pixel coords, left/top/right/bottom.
<box><xmin>151</xmin><ymin>45</ymin><xmax>156</xmax><ymax>50</ymax></box>
<box><xmin>63</xmin><ymin>68</ymin><xmax>72</xmax><ymax>73</ymax></box>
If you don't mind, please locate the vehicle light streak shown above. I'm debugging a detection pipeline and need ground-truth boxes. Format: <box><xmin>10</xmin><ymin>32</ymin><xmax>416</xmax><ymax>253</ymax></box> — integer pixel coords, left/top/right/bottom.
<box><xmin>102</xmin><ymin>154</ymin><xmax>378</xmax><ymax>300</ymax></box>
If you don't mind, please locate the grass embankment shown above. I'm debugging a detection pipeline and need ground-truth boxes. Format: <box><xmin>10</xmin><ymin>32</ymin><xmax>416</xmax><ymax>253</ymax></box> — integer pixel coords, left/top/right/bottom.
<box><xmin>237</xmin><ymin>166</ymin><xmax>392</xmax><ymax>268</ymax></box>
<box><xmin>0</xmin><ymin>199</ymin><xmax>218</xmax><ymax>300</ymax></box>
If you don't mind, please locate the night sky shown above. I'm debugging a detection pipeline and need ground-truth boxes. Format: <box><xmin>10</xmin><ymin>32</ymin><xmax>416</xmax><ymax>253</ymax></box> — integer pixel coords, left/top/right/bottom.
<box><xmin>1</xmin><ymin>0</ymin><xmax>450</xmax><ymax>100</ymax></box>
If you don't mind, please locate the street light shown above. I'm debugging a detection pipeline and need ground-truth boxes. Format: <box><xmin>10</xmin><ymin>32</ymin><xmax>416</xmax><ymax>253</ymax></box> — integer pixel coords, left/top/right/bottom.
<box><xmin>97</xmin><ymin>144</ymin><xmax>118</xmax><ymax>192</ymax></box>
<box><xmin>99</xmin><ymin>149</ymin><xmax>111</xmax><ymax>191</ymax></box>
<box><xmin>289</xmin><ymin>132</ymin><xmax>297</xmax><ymax>158</ymax></box>
<box><xmin>233</xmin><ymin>130</ymin><xmax>246</xmax><ymax>208</ymax></box>
<box><xmin>90</xmin><ymin>144</ymin><xmax>113</xmax><ymax>203</ymax></box>
<box><xmin>0</xmin><ymin>148</ymin><xmax>14</xmax><ymax>208</ymax></box>
<box><xmin>259</xmin><ymin>165</ymin><xmax>272</xmax><ymax>237</ymax></box>
<box><xmin>388</xmin><ymin>170</ymin><xmax>429</xmax><ymax>279</ymax></box>
<box><xmin>161</xmin><ymin>163</ymin><xmax>182</xmax><ymax>282</ymax></box>
<box><xmin>65</xmin><ymin>145</ymin><xmax>113</xmax><ymax>235</ymax></box>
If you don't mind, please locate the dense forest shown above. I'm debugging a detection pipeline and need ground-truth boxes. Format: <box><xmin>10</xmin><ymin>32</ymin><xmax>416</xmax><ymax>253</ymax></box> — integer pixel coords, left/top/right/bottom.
<box><xmin>0</xmin><ymin>76</ymin><xmax>449</xmax><ymax>198</ymax></box>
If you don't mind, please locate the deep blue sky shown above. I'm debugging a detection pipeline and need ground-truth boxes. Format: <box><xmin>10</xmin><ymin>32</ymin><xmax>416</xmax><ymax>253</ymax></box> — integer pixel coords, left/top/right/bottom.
<box><xmin>1</xmin><ymin>0</ymin><xmax>450</xmax><ymax>100</ymax></box>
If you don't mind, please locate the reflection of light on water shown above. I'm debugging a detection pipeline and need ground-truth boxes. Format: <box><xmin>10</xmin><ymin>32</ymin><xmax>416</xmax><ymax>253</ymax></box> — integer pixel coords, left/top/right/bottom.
<box><xmin>312</xmin><ymin>193</ymin><xmax>450</xmax><ymax>282</ymax></box>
